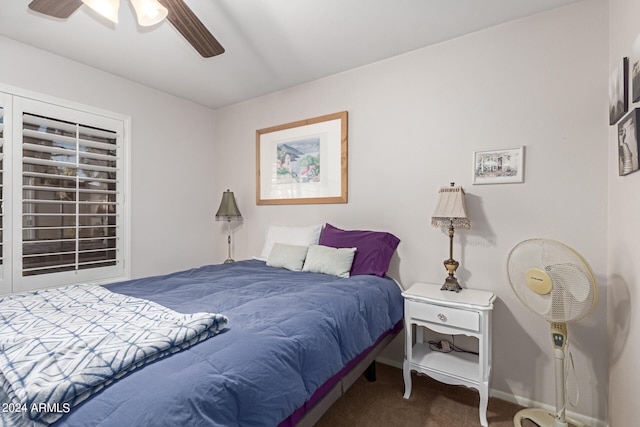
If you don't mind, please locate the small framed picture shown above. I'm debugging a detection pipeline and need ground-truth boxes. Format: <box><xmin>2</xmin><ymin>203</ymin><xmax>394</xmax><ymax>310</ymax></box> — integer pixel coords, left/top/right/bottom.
<box><xmin>617</xmin><ymin>108</ymin><xmax>640</xmax><ymax>176</ymax></box>
<box><xmin>609</xmin><ymin>57</ymin><xmax>629</xmax><ymax>125</ymax></box>
<box><xmin>472</xmin><ymin>146</ymin><xmax>525</xmax><ymax>185</ymax></box>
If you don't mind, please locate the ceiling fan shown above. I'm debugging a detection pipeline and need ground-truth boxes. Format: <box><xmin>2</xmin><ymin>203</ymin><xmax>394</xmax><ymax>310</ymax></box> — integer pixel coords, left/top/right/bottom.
<box><xmin>27</xmin><ymin>0</ymin><xmax>225</xmax><ymax>58</ymax></box>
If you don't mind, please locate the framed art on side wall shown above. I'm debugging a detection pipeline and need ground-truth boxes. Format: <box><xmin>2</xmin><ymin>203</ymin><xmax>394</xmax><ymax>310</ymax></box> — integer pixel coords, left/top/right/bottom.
<box><xmin>609</xmin><ymin>57</ymin><xmax>629</xmax><ymax>125</ymax></box>
<box><xmin>472</xmin><ymin>146</ymin><xmax>525</xmax><ymax>185</ymax></box>
<box><xmin>632</xmin><ymin>34</ymin><xmax>640</xmax><ymax>103</ymax></box>
<box><xmin>617</xmin><ymin>108</ymin><xmax>640</xmax><ymax>176</ymax></box>
<box><xmin>256</xmin><ymin>111</ymin><xmax>348</xmax><ymax>205</ymax></box>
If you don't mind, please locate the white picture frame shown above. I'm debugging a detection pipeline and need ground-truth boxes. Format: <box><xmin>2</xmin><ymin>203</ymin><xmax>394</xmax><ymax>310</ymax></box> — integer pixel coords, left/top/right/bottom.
<box><xmin>472</xmin><ymin>146</ymin><xmax>525</xmax><ymax>185</ymax></box>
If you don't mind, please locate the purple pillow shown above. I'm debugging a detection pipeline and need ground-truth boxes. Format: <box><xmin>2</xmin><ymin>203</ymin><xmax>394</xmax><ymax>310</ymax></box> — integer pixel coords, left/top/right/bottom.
<box><xmin>318</xmin><ymin>224</ymin><xmax>400</xmax><ymax>277</ymax></box>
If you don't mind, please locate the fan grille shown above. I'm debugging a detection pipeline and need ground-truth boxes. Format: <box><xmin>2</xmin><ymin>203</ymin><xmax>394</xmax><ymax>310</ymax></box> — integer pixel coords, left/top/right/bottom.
<box><xmin>507</xmin><ymin>239</ymin><xmax>596</xmax><ymax>323</ymax></box>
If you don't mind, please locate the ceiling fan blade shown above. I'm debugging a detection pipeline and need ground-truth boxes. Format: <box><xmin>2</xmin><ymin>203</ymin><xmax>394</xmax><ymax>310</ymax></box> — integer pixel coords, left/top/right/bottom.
<box><xmin>28</xmin><ymin>0</ymin><xmax>83</xmax><ymax>19</ymax></box>
<box><xmin>158</xmin><ymin>0</ymin><xmax>225</xmax><ymax>58</ymax></box>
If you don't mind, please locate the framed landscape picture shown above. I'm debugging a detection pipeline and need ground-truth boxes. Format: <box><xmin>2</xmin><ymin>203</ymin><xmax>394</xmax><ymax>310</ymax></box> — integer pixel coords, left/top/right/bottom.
<box><xmin>256</xmin><ymin>111</ymin><xmax>348</xmax><ymax>205</ymax></box>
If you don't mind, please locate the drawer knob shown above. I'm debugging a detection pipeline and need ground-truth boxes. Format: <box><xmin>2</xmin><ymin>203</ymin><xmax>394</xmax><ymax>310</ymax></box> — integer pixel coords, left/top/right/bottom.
<box><xmin>437</xmin><ymin>313</ymin><xmax>447</xmax><ymax>322</ymax></box>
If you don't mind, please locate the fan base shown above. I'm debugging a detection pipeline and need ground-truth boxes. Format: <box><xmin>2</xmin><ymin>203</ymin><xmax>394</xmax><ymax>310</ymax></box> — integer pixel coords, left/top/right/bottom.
<box><xmin>513</xmin><ymin>408</ymin><xmax>570</xmax><ymax>427</ymax></box>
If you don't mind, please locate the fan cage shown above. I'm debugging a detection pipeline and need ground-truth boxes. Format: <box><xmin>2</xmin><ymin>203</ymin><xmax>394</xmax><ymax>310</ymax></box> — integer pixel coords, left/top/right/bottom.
<box><xmin>507</xmin><ymin>239</ymin><xmax>596</xmax><ymax>323</ymax></box>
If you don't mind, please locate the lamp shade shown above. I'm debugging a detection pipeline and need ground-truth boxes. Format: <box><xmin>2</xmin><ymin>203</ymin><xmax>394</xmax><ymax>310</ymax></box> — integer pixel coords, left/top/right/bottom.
<box><xmin>215</xmin><ymin>190</ymin><xmax>242</xmax><ymax>221</ymax></box>
<box><xmin>431</xmin><ymin>184</ymin><xmax>470</xmax><ymax>229</ymax></box>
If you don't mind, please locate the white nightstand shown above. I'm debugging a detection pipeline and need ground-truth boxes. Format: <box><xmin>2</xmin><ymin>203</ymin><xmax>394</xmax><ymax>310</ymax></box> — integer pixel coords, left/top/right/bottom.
<box><xmin>402</xmin><ymin>282</ymin><xmax>496</xmax><ymax>427</ymax></box>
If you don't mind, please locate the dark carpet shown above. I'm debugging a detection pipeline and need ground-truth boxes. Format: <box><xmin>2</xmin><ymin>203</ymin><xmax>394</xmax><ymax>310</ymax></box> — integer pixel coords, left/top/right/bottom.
<box><xmin>315</xmin><ymin>363</ymin><xmax>537</xmax><ymax>427</ymax></box>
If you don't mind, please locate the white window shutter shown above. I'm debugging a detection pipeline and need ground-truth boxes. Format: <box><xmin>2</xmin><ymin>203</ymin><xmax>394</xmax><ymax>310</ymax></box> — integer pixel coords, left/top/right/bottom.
<box><xmin>9</xmin><ymin>97</ymin><xmax>126</xmax><ymax>292</ymax></box>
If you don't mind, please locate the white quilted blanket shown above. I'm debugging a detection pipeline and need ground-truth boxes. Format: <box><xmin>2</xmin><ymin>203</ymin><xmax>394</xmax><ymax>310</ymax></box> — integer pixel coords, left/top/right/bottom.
<box><xmin>0</xmin><ymin>284</ymin><xmax>228</xmax><ymax>426</ymax></box>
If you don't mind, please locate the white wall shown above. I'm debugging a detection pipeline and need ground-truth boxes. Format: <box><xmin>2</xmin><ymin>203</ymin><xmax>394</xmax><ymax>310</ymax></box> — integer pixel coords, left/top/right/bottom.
<box><xmin>0</xmin><ymin>36</ymin><xmax>218</xmax><ymax>279</ymax></box>
<box><xmin>213</xmin><ymin>0</ymin><xmax>609</xmax><ymax>424</ymax></box>
<box><xmin>608</xmin><ymin>0</ymin><xmax>640</xmax><ymax>426</ymax></box>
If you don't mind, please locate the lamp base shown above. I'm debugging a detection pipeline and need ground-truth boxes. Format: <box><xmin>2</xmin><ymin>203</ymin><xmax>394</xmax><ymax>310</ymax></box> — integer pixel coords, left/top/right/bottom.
<box><xmin>223</xmin><ymin>258</ymin><xmax>235</xmax><ymax>264</ymax></box>
<box><xmin>442</xmin><ymin>258</ymin><xmax>462</xmax><ymax>292</ymax></box>
<box><xmin>441</xmin><ymin>276</ymin><xmax>462</xmax><ymax>292</ymax></box>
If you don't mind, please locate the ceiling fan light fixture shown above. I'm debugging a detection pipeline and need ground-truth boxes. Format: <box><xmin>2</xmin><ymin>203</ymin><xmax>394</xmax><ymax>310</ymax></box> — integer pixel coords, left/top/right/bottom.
<box><xmin>130</xmin><ymin>0</ymin><xmax>168</xmax><ymax>27</ymax></box>
<box><xmin>82</xmin><ymin>0</ymin><xmax>120</xmax><ymax>23</ymax></box>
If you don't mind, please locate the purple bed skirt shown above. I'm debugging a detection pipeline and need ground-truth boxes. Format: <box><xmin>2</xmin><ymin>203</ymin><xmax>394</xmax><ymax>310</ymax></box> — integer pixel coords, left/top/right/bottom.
<box><xmin>279</xmin><ymin>320</ymin><xmax>403</xmax><ymax>426</ymax></box>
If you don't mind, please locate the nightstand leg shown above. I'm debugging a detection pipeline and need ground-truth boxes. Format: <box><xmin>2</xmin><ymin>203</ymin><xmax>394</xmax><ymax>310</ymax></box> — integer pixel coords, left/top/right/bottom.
<box><xmin>403</xmin><ymin>360</ymin><xmax>412</xmax><ymax>399</ymax></box>
<box><xmin>403</xmin><ymin>320</ymin><xmax>412</xmax><ymax>399</ymax></box>
<box><xmin>479</xmin><ymin>385</ymin><xmax>488</xmax><ymax>427</ymax></box>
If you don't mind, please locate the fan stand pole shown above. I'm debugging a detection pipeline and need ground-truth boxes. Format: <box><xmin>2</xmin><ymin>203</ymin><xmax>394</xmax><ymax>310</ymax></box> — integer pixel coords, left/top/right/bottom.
<box><xmin>513</xmin><ymin>323</ymin><xmax>570</xmax><ymax>427</ymax></box>
<box><xmin>512</xmin><ymin>351</ymin><xmax>569</xmax><ymax>427</ymax></box>
<box><xmin>513</xmin><ymin>365</ymin><xmax>568</xmax><ymax>427</ymax></box>
<box><xmin>553</xmin><ymin>348</ymin><xmax>568</xmax><ymax>427</ymax></box>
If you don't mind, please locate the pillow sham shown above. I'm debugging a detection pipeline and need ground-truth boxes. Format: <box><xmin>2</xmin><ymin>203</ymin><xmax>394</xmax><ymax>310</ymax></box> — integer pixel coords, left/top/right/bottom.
<box><xmin>266</xmin><ymin>243</ymin><xmax>309</xmax><ymax>271</ymax></box>
<box><xmin>318</xmin><ymin>223</ymin><xmax>400</xmax><ymax>277</ymax></box>
<box><xmin>302</xmin><ymin>245</ymin><xmax>356</xmax><ymax>278</ymax></box>
<box><xmin>258</xmin><ymin>224</ymin><xmax>323</xmax><ymax>260</ymax></box>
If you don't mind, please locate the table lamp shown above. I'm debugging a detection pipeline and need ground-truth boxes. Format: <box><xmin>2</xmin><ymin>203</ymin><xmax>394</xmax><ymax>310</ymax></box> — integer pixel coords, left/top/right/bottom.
<box><xmin>431</xmin><ymin>183</ymin><xmax>470</xmax><ymax>292</ymax></box>
<box><xmin>215</xmin><ymin>189</ymin><xmax>242</xmax><ymax>263</ymax></box>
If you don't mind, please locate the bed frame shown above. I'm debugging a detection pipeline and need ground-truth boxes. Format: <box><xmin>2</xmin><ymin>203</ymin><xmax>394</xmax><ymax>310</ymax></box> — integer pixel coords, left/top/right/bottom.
<box><xmin>1</xmin><ymin>261</ymin><xmax>404</xmax><ymax>427</ymax></box>
<box><xmin>292</xmin><ymin>322</ymin><xmax>402</xmax><ymax>426</ymax></box>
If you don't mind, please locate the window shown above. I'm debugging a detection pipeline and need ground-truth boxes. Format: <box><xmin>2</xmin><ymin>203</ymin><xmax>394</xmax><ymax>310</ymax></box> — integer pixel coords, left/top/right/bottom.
<box><xmin>0</xmin><ymin>91</ymin><xmax>129</xmax><ymax>295</ymax></box>
<box><xmin>0</xmin><ymin>103</ymin><xmax>5</xmax><ymax>270</ymax></box>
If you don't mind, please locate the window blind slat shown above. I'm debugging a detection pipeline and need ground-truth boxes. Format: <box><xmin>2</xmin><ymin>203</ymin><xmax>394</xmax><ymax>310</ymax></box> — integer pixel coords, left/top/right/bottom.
<box><xmin>23</xmin><ymin>114</ymin><xmax>119</xmax><ymax>139</ymax></box>
<box><xmin>23</xmin><ymin>156</ymin><xmax>76</xmax><ymax>169</ymax></box>
<box><xmin>23</xmin><ymin>170</ymin><xmax>117</xmax><ymax>185</ymax></box>
<box><xmin>23</xmin><ymin>141</ymin><xmax>119</xmax><ymax>164</ymax></box>
<box><xmin>23</xmin><ymin>123</ymin><xmax>119</xmax><ymax>151</ymax></box>
<box><xmin>23</xmin><ymin>185</ymin><xmax>117</xmax><ymax>196</ymax></box>
<box><xmin>23</xmin><ymin>141</ymin><xmax>76</xmax><ymax>157</ymax></box>
<box><xmin>22</xmin><ymin>129</ymin><xmax>77</xmax><ymax>148</ymax></box>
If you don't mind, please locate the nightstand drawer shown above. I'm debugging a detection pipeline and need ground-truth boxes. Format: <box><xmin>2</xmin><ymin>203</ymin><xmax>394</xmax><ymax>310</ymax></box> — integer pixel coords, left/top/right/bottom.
<box><xmin>406</xmin><ymin>299</ymin><xmax>479</xmax><ymax>332</ymax></box>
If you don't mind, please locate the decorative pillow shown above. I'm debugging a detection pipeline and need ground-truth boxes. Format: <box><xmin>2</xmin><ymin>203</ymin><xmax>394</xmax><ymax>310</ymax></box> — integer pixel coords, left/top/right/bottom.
<box><xmin>318</xmin><ymin>223</ymin><xmax>400</xmax><ymax>277</ymax></box>
<box><xmin>302</xmin><ymin>245</ymin><xmax>356</xmax><ymax>278</ymax></box>
<box><xmin>266</xmin><ymin>243</ymin><xmax>309</xmax><ymax>271</ymax></box>
<box><xmin>258</xmin><ymin>224</ymin><xmax>323</xmax><ymax>260</ymax></box>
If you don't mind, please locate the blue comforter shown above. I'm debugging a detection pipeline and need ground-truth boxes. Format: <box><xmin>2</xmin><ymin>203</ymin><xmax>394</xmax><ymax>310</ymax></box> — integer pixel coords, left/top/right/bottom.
<box><xmin>0</xmin><ymin>285</ymin><xmax>228</xmax><ymax>427</ymax></box>
<box><xmin>53</xmin><ymin>260</ymin><xmax>404</xmax><ymax>427</ymax></box>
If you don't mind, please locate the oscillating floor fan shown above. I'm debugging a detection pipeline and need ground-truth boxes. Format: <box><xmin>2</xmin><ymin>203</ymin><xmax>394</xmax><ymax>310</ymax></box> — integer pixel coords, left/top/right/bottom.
<box><xmin>506</xmin><ymin>239</ymin><xmax>597</xmax><ymax>427</ymax></box>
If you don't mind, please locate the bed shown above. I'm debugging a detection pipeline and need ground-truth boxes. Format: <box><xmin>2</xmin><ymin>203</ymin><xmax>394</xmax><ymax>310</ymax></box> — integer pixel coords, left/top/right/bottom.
<box><xmin>1</xmin><ymin>224</ymin><xmax>404</xmax><ymax>427</ymax></box>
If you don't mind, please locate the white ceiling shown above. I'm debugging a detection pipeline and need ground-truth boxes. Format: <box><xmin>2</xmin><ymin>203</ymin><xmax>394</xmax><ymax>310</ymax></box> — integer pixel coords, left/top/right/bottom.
<box><xmin>0</xmin><ymin>0</ymin><xmax>580</xmax><ymax>110</ymax></box>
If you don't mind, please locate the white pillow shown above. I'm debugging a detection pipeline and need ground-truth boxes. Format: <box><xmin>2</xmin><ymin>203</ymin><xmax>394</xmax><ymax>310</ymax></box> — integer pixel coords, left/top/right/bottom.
<box><xmin>259</xmin><ymin>224</ymin><xmax>323</xmax><ymax>260</ymax></box>
<box><xmin>266</xmin><ymin>243</ymin><xmax>309</xmax><ymax>271</ymax></box>
<box><xmin>302</xmin><ymin>244</ymin><xmax>356</xmax><ymax>278</ymax></box>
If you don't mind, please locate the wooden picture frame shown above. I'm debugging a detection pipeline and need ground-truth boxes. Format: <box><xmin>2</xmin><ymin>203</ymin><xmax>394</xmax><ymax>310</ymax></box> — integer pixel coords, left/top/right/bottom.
<box><xmin>472</xmin><ymin>146</ymin><xmax>525</xmax><ymax>185</ymax></box>
<box><xmin>256</xmin><ymin>111</ymin><xmax>348</xmax><ymax>205</ymax></box>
